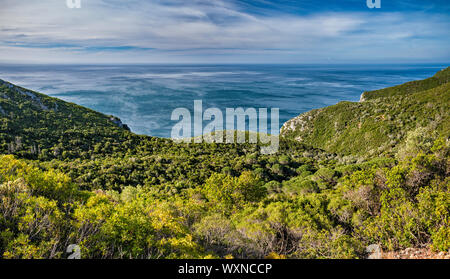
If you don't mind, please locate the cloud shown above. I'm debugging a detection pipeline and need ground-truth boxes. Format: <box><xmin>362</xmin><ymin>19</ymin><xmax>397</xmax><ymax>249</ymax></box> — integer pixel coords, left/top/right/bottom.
<box><xmin>0</xmin><ymin>0</ymin><xmax>449</xmax><ymax>63</ymax></box>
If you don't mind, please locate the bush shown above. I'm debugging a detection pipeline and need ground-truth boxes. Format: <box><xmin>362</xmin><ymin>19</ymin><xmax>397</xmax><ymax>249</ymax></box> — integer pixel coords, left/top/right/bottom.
<box><xmin>202</xmin><ymin>171</ymin><xmax>266</xmax><ymax>213</ymax></box>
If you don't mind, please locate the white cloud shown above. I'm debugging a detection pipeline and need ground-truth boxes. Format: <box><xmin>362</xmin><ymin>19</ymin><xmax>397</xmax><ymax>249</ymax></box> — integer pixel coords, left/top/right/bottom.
<box><xmin>0</xmin><ymin>0</ymin><xmax>449</xmax><ymax>63</ymax></box>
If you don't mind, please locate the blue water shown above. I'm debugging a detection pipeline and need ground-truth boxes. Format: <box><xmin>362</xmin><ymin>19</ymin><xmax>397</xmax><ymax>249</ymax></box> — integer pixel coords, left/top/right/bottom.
<box><xmin>0</xmin><ymin>64</ymin><xmax>446</xmax><ymax>137</ymax></box>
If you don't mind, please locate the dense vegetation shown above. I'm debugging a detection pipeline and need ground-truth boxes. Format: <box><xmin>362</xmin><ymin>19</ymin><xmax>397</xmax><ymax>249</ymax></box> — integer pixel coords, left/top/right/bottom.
<box><xmin>0</xmin><ymin>68</ymin><xmax>448</xmax><ymax>259</ymax></box>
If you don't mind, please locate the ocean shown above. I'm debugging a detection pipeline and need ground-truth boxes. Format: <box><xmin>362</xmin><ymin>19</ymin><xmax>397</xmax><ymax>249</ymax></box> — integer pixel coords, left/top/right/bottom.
<box><xmin>0</xmin><ymin>64</ymin><xmax>446</xmax><ymax>138</ymax></box>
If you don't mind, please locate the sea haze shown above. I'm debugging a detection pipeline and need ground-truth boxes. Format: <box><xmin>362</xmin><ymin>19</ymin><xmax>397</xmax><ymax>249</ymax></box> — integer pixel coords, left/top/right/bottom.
<box><xmin>0</xmin><ymin>64</ymin><xmax>446</xmax><ymax>138</ymax></box>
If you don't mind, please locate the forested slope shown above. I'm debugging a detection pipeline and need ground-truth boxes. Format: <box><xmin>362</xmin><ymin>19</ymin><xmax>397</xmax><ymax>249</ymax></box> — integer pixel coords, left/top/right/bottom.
<box><xmin>281</xmin><ymin>67</ymin><xmax>450</xmax><ymax>157</ymax></box>
<box><xmin>0</xmin><ymin>79</ymin><xmax>132</xmax><ymax>160</ymax></box>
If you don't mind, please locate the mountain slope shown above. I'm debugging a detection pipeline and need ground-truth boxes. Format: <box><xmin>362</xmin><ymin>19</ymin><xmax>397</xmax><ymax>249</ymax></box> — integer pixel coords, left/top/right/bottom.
<box><xmin>360</xmin><ymin>67</ymin><xmax>450</xmax><ymax>101</ymax></box>
<box><xmin>281</xmin><ymin>67</ymin><xmax>450</xmax><ymax>157</ymax></box>
<box><xmin>0</xmin><ymin>79</ymin><xmax>132</xmax><ymax>159</ymax></box>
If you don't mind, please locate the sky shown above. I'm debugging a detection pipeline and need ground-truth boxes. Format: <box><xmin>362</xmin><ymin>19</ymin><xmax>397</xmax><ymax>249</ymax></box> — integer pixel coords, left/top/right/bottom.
<box><xmin>0</xmin><ymin>0</ymin><xmax>449</xmax><ymax>64</ymax></box>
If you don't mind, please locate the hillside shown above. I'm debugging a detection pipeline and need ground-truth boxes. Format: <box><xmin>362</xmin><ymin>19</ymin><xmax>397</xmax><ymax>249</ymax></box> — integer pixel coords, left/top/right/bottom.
<box><xmin>281</xmin><ymin>67</ymin><xmax>450</xmax><ymax>157</ymax></box>
<box><xmin>0</xmin><ymin>72</ymin><xmax>448</xmax><ymax>259</ymax></box>
<box><xmin>0</xmin><ymin>79</ymin><xmax>132</xmax><ymax>159</ymax></box>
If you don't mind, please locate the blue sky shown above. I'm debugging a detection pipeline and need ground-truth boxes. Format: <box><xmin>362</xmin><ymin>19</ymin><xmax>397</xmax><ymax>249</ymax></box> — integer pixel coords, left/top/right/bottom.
<box><xmin>0</xmin><ymin>0</ymin><xmax>449</xmax><ymax>64</ymax></box>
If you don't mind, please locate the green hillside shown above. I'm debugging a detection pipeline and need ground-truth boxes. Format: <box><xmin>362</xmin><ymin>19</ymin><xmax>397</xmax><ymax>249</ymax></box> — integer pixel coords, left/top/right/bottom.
<box><xmin>360</xmin><ymin>67</ymin><xmax>450</xmax><ymax>101</ymax></box>
<box><xmin>0</xmin><ymin>79</ymin><xmax>133</xmax><ymax>159</ymax></box>
<box><xmin>0</xmin><ymin>71</ymin><xmax>448</xmax><ymax>259</ymax></box>
<box><xmin>281</xmin><ymin>67</ymin><xmax>450</xmax><ymax>157</ymax></box>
